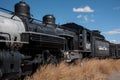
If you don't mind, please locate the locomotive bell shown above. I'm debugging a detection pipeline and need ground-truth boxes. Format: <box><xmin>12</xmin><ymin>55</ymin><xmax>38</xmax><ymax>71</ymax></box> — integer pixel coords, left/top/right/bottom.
<box><xmin>14</xmin><ymin>1</ymin><xmax>30</xmax><ymax>17</ymax></box>
<box><xmin>43</xmin><ymin>15</ymin><xmax>56</xmax><ymax>25</ymax></box>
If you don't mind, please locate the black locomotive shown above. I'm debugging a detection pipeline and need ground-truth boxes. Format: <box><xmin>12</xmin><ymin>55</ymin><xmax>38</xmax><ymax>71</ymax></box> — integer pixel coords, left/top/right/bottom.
<box><xmin>0</xmin><ymin>1</ymin><xmax>119</xmax><ymax>80</ymax></box>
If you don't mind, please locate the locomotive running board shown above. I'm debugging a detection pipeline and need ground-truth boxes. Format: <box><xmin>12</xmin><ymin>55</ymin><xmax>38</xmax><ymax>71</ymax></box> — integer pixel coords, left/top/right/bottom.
<box><xmin>0</xmin><ymin>40</ymin><xmax>29</xmax><ymax>44</ymax></box>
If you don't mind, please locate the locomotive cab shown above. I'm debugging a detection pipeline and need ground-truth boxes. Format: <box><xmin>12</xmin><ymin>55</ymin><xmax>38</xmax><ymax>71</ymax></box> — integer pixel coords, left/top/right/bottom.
<box><xmin>61</xmin><ymin>23</ymin><xmax>92</xmax><ymax>52</ymax></box>
<box><xmin>61</xmin><ymin>23</ymin><xmax>92</xmax><ymax>62</ymax></box>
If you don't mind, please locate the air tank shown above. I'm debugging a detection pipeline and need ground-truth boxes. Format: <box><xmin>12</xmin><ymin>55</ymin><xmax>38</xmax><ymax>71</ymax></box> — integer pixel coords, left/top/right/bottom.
<box><xmin>43</xmin><ymin>15</ymin><xmax>56</xmax><ymax>25</ymax></box>
<box><xmin>14</xmin><ymin>1</ymin><xmax>30</xmax><ymax>17</ymax></box>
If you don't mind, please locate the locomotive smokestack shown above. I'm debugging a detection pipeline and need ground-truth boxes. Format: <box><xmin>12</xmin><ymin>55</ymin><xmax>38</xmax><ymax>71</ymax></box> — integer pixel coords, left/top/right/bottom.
<box><xmin>14</xmin><ymin>1</ymin><xmax>30</xmax><ymax>18</ymax></box>
<box><xmin>43</xmin><ymin>15</ymin><xmax>56</xmax><ymax>25</ymax></box>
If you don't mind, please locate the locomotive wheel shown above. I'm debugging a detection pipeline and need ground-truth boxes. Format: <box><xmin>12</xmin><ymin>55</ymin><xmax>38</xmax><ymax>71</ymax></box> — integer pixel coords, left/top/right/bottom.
<box><xmin>43</xmin><ymin>50</ymin><xmax>58</xmax><ymax>64</ymax></box>
<box><xmin>46</xmin><ymin>54</ymin><xmax>57</xmax><ymax>64</ymax></box>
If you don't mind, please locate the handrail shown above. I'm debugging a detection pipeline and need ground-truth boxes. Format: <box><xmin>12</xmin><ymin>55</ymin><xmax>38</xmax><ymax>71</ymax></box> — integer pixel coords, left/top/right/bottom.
<box><xmin>0</xmin><ymin>7</ymin><xmax>42</xmax><ymax>22</ymax></box>
<box><xmin>0</xmin><ymin>7</ymin><xmax>13</xmax><ymax>13</ymax></box>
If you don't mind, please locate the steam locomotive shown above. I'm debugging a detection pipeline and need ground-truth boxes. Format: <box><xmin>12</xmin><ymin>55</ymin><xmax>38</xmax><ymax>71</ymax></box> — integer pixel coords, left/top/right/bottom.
<box><xmin>0</xmin><ymin>1</ymin><xmax>119</xmax><ymax>80</ymax></box>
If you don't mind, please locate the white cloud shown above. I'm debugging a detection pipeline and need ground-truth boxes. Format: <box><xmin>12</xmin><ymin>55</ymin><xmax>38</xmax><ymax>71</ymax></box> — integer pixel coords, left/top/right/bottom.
<box><xmin>103</xmin><ymin>29</ymin><xmax>120</xmax><ymax>35</ymax></box>
<box><xmin>83</xmin><ymin>15</ymin><xmax>88</xmax><ymax>22</ymax></box>
<box><xmin>113</xmin><ymin>7</ymin><xmax>120</xmax><ymax>10</ymax></box>
<box><xmin>76</xmin><ymin>15</ymin><xmax>82</xmax><ymax>18</ymax></box>
<box><xmin>76</xmin><ymin>14</ymin><xmax>95</xmax><ymax>23</ymax></box>
<box><xmin>73</xmin><ymin>6</ymin><xmax>94</xmax><ymax>12</ymax></box>
<box><xmin>91</xmin><ymin>14</ymin><xmax>94</xmax><ymax>17</ymax></box>
<box><xmin>110</xmin><ymin>40</ymin><xmax>117</xmax><ymax>43</ymax></box>
<box><xmin>109</xmin><ymin>40</ymin><xmax>120</xmax><ymax>44</ymax></box>
<box><xmin>90</xmin><ymin>19</ymin><xmax>95</xmax><ymax>22</ymax></box>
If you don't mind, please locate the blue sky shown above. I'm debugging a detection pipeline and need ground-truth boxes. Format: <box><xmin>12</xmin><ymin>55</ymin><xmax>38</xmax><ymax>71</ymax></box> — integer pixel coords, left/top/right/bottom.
<box><xmin>0</xmin><ymin>0</ymin><xmax>120</xmax><ymax>43</ymax></box>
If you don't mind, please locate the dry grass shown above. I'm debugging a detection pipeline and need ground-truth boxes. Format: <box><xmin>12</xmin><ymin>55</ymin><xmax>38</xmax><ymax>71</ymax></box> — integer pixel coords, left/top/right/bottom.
<box><xmin>25</xmin><ymin>59</ymin><xmax>120</xmax><ymax>80</ymax></box>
